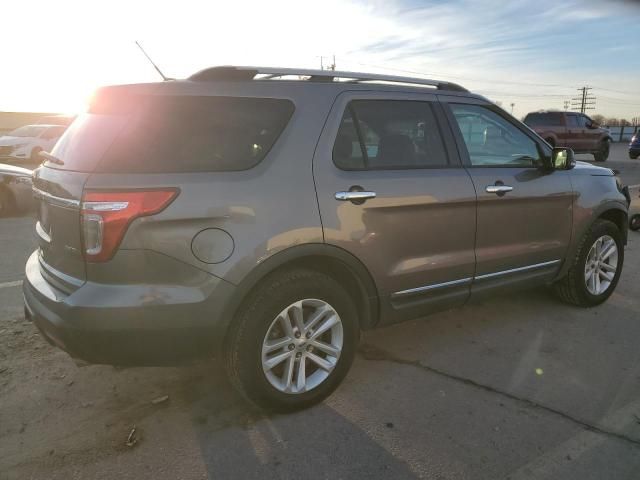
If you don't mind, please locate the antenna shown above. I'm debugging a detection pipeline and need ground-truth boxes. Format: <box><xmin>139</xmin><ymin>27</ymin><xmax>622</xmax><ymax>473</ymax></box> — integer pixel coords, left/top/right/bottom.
<box><xmin>135</xmin><ymin>41</ymin><xmax>171</xmax><ymax>81</ymax></box>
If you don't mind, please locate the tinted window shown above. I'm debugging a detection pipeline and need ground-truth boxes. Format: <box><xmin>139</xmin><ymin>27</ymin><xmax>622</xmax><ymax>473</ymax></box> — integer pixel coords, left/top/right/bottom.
<box><xmin>523</xmin><ymin>112</ymin><xmax>563</xmax><ymax>127</ymax></box>
<box><xmin>450</xmin><ymin>104</ymin><xmax>541</xmax><ymax>167</ymax></box>
<box><xmin>566</xmin><ymin>115</ymin><xmax>580</xmax><ymax>128</ymax></box>
<box><xmin>50</xmin><ymin>94</ymin><xmax>294</xmax><ymax>173</ymax></box>
<box><xmin>333</xmin><ymin>100</ymin><xmax>448</xmax><ymax>170</ymax></box>
<box><xmin>577</xmin><ymin>115</ymin><xmax>590</xmax><ymax>127</ymax></box>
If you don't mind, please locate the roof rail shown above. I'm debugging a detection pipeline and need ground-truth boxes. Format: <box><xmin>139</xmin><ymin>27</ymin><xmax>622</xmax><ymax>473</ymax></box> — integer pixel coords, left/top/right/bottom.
<box><xmin>188</xmin><ymin>66</ymin><xmax>468</xmax><ymax>92</ymax></box>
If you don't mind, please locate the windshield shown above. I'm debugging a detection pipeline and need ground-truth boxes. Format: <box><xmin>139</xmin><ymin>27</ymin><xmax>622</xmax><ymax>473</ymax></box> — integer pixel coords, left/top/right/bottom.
<box><xmin>7</xmin><ymin>125</ymin><xmax>47</xmax><ymax>137</ymax></box>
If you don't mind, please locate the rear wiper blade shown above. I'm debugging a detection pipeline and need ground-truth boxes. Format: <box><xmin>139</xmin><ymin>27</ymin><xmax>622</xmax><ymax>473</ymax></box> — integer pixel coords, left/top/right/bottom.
<box><xmin>39</xmin><ymin>151</ymin><xmax>64</xmax><ymax>165</ymax></box>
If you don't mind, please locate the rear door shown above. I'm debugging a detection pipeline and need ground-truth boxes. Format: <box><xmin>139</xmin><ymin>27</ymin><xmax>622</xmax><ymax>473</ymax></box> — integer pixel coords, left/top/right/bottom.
<box><xmin>441</xmin><ymin>98</ymin><xmax>573</xmax><ymax>294</ymax></box>
<box><xmin>565</xmin><ymin>113</ymin><xmax>584</xmax><ymax>150</ymax></box>
<box><xmin>313</xmin><ymin>92</ymin><xmax>477</xmax><ymax>324</ymax></box>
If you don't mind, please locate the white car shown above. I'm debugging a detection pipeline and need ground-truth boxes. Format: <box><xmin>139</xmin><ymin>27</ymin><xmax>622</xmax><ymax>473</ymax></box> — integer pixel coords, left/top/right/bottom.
<box><xmin>0</xmin><ymin>163</ymin><xmax>33</xmax><ymax>216</ymax></box>
<box><xmin>0</xmin><ymin>124</ymin><xmax>67</xmax><ymax>165</ymax></box>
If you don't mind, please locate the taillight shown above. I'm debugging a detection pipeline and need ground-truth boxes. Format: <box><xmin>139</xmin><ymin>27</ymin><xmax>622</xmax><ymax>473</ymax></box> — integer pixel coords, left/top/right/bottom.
<box><xmin>81</xmin><ymin>189</ymin><xmax>178</xmax><ymax>262</ymax></box>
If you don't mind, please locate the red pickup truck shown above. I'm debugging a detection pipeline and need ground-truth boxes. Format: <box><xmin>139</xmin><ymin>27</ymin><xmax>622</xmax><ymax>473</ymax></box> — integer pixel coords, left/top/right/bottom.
<box><xmin>523</xmin><ymin>111</ymin><xmax>613</xmax><ymax>162</ymax></box>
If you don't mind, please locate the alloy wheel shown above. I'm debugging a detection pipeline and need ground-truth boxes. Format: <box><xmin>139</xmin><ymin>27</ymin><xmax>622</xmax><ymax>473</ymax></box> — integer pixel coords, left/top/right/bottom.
<box><xmin>584</xmin><ymin>234</ymin><xmax>618</xmax><ymax>295</ymax></box>
<box><xmin>261</xmin><ymin>298</ymin><xmax>343</xmax><ymax>394</ymax></box>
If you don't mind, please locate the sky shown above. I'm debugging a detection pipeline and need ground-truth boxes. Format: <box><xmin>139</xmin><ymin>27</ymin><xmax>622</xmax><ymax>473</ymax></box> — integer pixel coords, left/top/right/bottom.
<box><xmin>1</xmin><ymin>0</ymin><xmax>639</xmax><ymax>120</ymax></box>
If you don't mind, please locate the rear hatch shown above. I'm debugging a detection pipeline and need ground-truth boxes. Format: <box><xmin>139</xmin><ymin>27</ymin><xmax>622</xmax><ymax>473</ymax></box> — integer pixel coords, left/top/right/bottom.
<box><xmin>33</xmin><ymin>84</ymin><xmax>294</xmax><ymax>292</ymax></box>
<box><xmin>33</xmin><ymin>110</ymin><xmax>127</xmax><ymax>291</ymax></box>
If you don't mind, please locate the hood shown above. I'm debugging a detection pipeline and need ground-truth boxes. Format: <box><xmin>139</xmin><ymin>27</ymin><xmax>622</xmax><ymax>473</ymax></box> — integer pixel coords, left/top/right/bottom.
<box><xmin>0</xmin><ymin>163</ymin><xmax>33</xmax><ymax>177</ymax></box>
<box><xmin>0</xmin><ymin>135</ymin><xmax>32</xmax><ymax>146</ymax></box>
<box><xmin>572</xmin><ymin>160</ymin><xmax>614</xmax><ymax>176</ymax></box>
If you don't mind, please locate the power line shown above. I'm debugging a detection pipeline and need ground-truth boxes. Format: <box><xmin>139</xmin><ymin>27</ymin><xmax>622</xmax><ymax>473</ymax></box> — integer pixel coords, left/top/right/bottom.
<box><xmin>570</xmin><ymin>86</ymin><xmax>596</xmax><ymax>113</ymax></box>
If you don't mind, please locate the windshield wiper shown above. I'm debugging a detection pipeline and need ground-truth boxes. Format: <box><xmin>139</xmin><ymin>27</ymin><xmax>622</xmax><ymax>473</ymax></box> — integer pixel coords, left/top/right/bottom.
<box><xmin>39</xmin><ymin>151</ymin><xmax>64</xmax><ymax>165</ymax></box>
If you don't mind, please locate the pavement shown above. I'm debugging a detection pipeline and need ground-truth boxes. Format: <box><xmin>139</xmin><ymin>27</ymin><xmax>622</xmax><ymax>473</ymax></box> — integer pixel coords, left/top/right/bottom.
<box><xmin>1</xmin><ymin>143</ymin><xmax>639</xmax><ymax>479</ymax></box>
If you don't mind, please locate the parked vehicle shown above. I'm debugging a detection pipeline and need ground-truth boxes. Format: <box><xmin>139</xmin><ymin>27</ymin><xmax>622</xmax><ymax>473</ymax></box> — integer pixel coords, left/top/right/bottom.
<box><xmin>0</xmin><ymin>163</ymin><xmax>33</xmax><ymax>216</ymax></box>
<box><xmin>36</xmin><ymin>115</ymin><xmax>76</xmax><ymax>127</ymax></box>
<box><xmin>523</xmin><ymin>111</ymin><xmax>613</xmax><ymax>162</ymax></box>
<box><xmin>629</xmin><ymin>131</ymin><xmax>640</xmax><ymax>160</ymax></box>
<box><xmin>0</xmin><ymin>124</ymin><xmax>67</xmax><ymax>165</ymax></box>
<box><xmin>23</xmin><ymin>67</ymin><xmax>630</xmax><ymax>411</ymax></box>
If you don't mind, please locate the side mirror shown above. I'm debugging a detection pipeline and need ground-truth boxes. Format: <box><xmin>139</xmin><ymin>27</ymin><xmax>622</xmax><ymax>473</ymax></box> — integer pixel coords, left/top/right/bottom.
<box><xmin>550</xmin><ymin>147</ymin><xmax>576</xmax><ymax>170</ymax></box>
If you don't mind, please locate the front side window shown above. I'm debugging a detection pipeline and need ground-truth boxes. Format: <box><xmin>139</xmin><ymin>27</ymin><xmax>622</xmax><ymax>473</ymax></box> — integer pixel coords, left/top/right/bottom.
<box><xmin>332</xmin><ymin>100</ymin><xmax>448</xmax><ymax>170</ymax></box>
<box><xmin>566</xmin><ymin>115</ymin><xmax>580</xmax><ymax>128</ymax></box>
<box><xmin>450</xmin><ymin>104</ymin><xmax>541</xmax><ymax>167</ymax></box>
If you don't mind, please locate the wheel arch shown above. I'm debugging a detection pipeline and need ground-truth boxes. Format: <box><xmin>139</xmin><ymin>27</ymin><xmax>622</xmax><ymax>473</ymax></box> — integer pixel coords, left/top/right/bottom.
<box><xmin>217</xmin><ymin>244</ymin><xmax>380</xmax><ymax>351</ymax></box>
<box><xmin>556</xmin><ymin>202</ymin><xmax>628</xmax><ymax>280</ymax></box>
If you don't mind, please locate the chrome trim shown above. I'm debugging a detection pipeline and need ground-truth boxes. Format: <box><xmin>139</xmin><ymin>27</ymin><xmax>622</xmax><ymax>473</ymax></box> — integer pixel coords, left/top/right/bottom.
<box><xmin>32</xmin><ymin>187</ymin><xmax>80</xmax><ymax>209</ymax></box>
<box><xmin>392</xmin><ymin>277</ymin><xmax>472</xmax><ymax>298</ymax></box>
<box><xmin>82</xmin><ymin>201</ymin><xmax>129</xmax><ymax>212</ymax></box>
<box><xmin>474</xmin><ymin>259</ymin><xmax>561</xmax><ymax>281</ymax></box>
<box><xmin>486</xmin><ymin>185</ymin><xmax>514</xmax><ymax>194</ymax></box>
<box><xmin>391</xmin><ymin>259</ymin><xmax>562</xmax><ymax>298</ymax></box>
<box><xmin>335</xmin><ymin>191</ymin><xmax>377</xmax><ymax>202</ymax></box>
<box><xmin>35</xmin><ymin>221</ymin><xmax>51</xmax><ymax>244</ymax></box>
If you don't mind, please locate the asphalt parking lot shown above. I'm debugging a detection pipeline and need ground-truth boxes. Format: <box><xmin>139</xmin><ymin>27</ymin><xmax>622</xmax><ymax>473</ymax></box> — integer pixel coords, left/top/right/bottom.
<box><xmin>1</xmin><ymin>144</ymin><xmax>640</xmax><ymax>480</ymax></box>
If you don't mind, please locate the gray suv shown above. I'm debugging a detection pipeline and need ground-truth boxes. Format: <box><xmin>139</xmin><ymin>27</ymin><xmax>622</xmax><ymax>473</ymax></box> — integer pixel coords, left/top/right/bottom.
<box><xmin>23</xmin><ymin>66</ymin><xmax>630</xmax><ymax>411</ymax></box>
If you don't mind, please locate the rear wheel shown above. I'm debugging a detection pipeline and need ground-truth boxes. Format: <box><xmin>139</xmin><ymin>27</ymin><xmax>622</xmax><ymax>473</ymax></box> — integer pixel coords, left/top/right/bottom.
<box><xmin>224</xmin><ymin>268</ymin><xmax>359</xmax><ymax>412</ymax></box>
<box><xmin>554</xmin><ymin>219</ymin><xmax>623</xmax><ymax>306</ymax></box>
<box><xmin>630</xmin><ymin>152</ymin><xmax>639</xmax><ymax>160</ymax></box>
<box><xmin>594</xmin><ymin>140</ymin><xmax>610</xmax><ymax>162</ymax></box>
<box><xmin>630</xmin><ymin>214</ymin><xmax>640</xmax><ymax>232</ymax></box>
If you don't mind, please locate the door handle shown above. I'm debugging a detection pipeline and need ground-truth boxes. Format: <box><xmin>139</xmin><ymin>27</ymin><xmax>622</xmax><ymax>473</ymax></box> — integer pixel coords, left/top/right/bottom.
<box><xmin>335</xmin><ymin>191</ymin><xmax>377</xmax><ymax>203</ymax></box>
<box><xmin>486</xmin><ymin>185</ymin><xmax>514</xmax><ymax>194</ymax></box>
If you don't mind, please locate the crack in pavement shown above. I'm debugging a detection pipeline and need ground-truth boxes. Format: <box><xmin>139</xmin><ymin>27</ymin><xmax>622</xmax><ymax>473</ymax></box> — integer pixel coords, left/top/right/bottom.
<box><xmin>358</xmin><ymin>343</ymin><xmax>640</xmax><ymax>448</ymax></box>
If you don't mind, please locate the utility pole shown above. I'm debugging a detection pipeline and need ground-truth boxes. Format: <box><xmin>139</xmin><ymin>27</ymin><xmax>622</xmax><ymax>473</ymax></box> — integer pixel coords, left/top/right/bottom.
<box><xmin>318</xmin><ymin>55</ymin><xmax>336</xmax><ymax>71</ymax></box>
<box><xmin>570</xmin><ymin>86</ymin><xmax>596</xmax><ymax>113</ymax></box>
<box><xmin>563</xmin><ymin>100</ymin><xmax>570</xmax><ymax>111</ymax></box>
<box><xmin>510</xmin><ymin>103</ymin><xmax>515</xmax><ymax>115</ymax></box>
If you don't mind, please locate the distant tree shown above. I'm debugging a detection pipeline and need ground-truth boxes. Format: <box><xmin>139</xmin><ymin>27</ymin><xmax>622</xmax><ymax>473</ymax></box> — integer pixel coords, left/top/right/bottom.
<box><xmin>619</xmin><ymin>119</ymin><xmax>631</xmax><ymax>127</ymax></box>
<box><xmin>591</xmin><ymin>114</ymin><xmax>605</xmax><ymax>125</ymax></box>
<box><xmin>605</xmin><ymin>117</ymin><xmax>620</xmax><ymax>126</ymax></box>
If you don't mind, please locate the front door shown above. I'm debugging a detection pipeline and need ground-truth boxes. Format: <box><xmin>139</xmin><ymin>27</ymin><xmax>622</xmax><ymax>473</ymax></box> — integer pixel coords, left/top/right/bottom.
<box><xmin>442</xmin><ymin>100</ymin><xmax>573</xmax><ymax>294</ymax></box>
<box><xmin>565</xmin><ymin>113</ymin><xmax>584</xmax><ymax>151</ymax></box>
<box><xmin>313</xmin><ymin>92</ymin><xmax>477</xmax><ymax>324</ymax></box>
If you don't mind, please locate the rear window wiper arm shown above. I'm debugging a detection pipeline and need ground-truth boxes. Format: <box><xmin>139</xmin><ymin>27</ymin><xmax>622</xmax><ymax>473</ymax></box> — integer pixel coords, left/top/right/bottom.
<box><xmin>39</xmin><ymin>151</ymin><xmax>64</xmax><ymax>165</ymax></box>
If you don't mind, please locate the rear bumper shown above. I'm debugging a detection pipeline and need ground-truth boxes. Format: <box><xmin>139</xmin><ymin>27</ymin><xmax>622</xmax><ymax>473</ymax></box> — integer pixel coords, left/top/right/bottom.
<box><xmin>23</xmin><ymin>250</ymin><xmax>236</xmax><ymax>366</ymax></box>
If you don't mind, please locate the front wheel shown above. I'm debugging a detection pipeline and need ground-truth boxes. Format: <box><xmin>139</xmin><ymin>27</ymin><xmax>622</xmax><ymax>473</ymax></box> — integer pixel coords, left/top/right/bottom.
<box><xmin>554</xmin><ymin>219</ymin><xmax>624</xmax><ymax>306</ymax></box>
<box><xmin>224</xmin><ymin>268</ymin><xmax>359</xmax><ymax>412</ymax></box>
<box><xmin>594</xmin><ymin>140</ymin><xmax>610</xmax><ymax>162</ymax></box>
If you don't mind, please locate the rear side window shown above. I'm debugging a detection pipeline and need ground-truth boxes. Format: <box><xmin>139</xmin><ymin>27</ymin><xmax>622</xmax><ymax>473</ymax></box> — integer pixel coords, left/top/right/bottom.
<box><xmin>50</xmin><ymin>94</ymin><xmax>294</xmax><ymax>173</ymax></box>
<box><xmin>332</xmin><ymin>100</ymin><xmax>448</xmax><ymax>170</ymax></box>
<box><xmin>524</xmin><ymin>112</ymin><xmax>563</xmax><ymax>127</ymax></box>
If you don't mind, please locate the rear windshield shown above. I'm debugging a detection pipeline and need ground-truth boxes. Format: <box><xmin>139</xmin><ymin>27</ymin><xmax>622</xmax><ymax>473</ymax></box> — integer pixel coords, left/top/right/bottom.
<box><xmin>50</xmin><ymin>93</ymin><xmax>294</xmax><ymax>173</ymax></box>
<box><xmin>523</xmin><ymin>112</ymin><xmax>563</xmax><ymax>127</ymax></box>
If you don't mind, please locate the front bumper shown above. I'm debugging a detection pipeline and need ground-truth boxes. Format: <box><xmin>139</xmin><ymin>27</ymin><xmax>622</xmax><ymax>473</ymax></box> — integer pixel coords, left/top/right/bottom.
<box><xmin>23</xmin><ymin>250</ymin><xmax>236</xmax><ymax>366</ymax></box>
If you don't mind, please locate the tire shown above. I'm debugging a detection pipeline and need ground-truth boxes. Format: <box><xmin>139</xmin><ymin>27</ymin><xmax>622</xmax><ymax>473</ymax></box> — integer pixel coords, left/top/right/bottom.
<box><xmin>594</xmin><ymin>140</ymin><xmax>610</xmax><ymax>162</ymax></box>
<box><xmin>224</xmin><ymin>268</ymin><xmax>360</xmax><ymax>412</ymax></box>
<box><xmin>554</xmin><ymin>219</ymin><xmax>624</xmax><ymax>307</ymax></box>
<box><xmin>630</xmin><ymin>214</ymin><xmax>640</xmax><ymax>232</ymax></box>
<box><xmin>630</xmin><ymin>153</ymin><xmax>639</xmax><ymax>160</ymax></box>
<box><xmin>0</xmin><ymin>186</ymin><xmax>15</xmax><ymax>217</ymax></box>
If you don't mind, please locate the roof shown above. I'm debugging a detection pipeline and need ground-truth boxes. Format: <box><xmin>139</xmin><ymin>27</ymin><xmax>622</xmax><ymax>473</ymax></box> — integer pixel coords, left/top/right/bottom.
<box><xmin>188</xmin><ymin>66</ymin><xmax>468</xmax><ymax>93</ymax></box>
